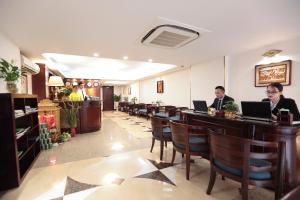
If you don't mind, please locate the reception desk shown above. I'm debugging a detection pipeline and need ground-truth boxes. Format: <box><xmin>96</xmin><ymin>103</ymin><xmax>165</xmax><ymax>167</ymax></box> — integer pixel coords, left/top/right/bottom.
<box><xmin>182</xmin><ymin>110</ymin><xmax>300</xmax><ymax>193</ymax></box>
<box><xmin>59</xmin><ymin>100</ymin><xmax>101</xmax><ymax>133</ymax></box>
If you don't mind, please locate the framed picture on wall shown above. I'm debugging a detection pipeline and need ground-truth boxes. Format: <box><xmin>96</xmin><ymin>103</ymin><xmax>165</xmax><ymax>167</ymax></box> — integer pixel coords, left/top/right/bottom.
<box><xmin>255</xmin><ymin>60</ymin><xmax>292</xmax><ymax>87</ymax></box>
<box><xmin>157</xmin><ymin>80</ymin><xmax>164</xmax><ymax>93</ymax></box>
<box><xmin>128</xmin><ymin>87</ymin><xmax>131</xmax><ymax>95</ymax></box>
<box><xmin>20</xmin><ymin>75</ymin><xmax>28</xmax><ymax>94</ymax></box>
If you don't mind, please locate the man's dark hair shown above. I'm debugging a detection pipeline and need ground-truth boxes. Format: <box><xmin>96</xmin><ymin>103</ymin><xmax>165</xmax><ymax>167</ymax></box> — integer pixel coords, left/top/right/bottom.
<box><xmin>215</xmin><ymin>86</ymin><xmax>225</xmax><ymax>91</ymax></box>
<box><xmin>78</xmin><ymin>81</ymin><xmax>84</xmax><ymax>86</ymax></box>
<box><xmin>268</xmin><ymin>82</ymin><xmax>283</xmax><ymax>92</ymax></box>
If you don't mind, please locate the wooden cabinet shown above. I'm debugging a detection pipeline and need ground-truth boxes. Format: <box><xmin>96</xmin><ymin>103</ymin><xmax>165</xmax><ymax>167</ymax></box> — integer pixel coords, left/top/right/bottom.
<box><xmin>0</xmin><ymin>94</ymin><xmax>41</xmax><ymax>190</ymax></box>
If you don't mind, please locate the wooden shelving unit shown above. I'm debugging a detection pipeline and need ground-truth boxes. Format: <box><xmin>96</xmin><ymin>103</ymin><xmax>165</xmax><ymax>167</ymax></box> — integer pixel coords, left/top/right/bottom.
<box><xmin>0</xmin><ymin>93</ymin><xmax>41</xmax><ymax>190</ymax></box>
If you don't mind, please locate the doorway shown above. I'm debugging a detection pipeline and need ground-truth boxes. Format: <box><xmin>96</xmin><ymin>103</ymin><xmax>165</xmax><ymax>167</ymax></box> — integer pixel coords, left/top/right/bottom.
<box><xmin>102</xmin><ymin>86</ymin><xmax>114</xmax><ymax>111</ymax></box>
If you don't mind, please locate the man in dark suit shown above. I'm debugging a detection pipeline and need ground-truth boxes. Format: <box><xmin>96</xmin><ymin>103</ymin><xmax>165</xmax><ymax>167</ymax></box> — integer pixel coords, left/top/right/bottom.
<box><xmin>262</xmin><ymin>82</ymin><xmax>300</xmax><ymax>121</ymax></box>
<box><xmin>210</xmin><ymin>86</ymin><xmax>234</xmax><ymax>110</ymax></box>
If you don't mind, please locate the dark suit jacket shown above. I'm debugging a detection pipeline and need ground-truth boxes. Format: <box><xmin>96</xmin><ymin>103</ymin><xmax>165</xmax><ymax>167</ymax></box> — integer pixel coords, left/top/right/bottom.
<box><xmin>210</xmin><ymin>95</ymin><xmax>234</xmax><ymax>110</ymax></box>
<box><xmin>262</xmin><ymin>96</ymin><xmax>300</xmax><ymax>121</ymax></box>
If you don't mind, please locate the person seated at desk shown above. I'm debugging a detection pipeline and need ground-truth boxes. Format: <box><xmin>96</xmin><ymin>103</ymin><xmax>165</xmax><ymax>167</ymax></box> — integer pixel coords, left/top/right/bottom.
<box><xmin>78</xmin><ymin>82</ymin><xmax>87</xmax><ymax>100</ymax></box>
<box><xmin>262</xmin><ymin>82</ymin><xmax>300</xmax><ymax>120</ymax></box>
<box><xmin>69</xmin><ymin>86</ymin><xmax>84</xmax><ymax>101</ymax></box>
<box><xmin>210</xmin><ymin>86</ymin><xmax>234</xmax><ymax>110</ymax></box>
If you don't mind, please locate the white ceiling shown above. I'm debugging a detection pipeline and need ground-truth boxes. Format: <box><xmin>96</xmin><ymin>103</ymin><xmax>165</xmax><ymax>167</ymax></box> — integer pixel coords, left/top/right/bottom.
<box><xmin>1</xmin><ymin>0</ymin><xmax>300</xmax><ymax>79</ymax></box>
<box><xmin>42</xmin><ymin>53</ymin><xmax>176</xmax><ymax>80</ymax></box>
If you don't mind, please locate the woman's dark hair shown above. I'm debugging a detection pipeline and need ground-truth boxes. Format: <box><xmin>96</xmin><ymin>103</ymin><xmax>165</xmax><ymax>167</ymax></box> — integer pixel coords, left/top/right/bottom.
<box><xmin>215</xmin><ymin>86</ymin><xmax>225</xmax><ymax>91</ymax></box>
<box><xmin>78</xmin><ymin>81</ymin><xmax>84</xmax><ymax>86</ymax></box>
<box><xmin>268</xmin><ymin>82</ymin><xmax>283</xmax><ymax>92</ymax></box>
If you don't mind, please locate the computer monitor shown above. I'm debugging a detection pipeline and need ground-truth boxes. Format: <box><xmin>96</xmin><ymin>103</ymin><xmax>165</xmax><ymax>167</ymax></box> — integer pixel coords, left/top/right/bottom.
<box><xmin>241</xmin><ymin>101</ymin><xmax>272</xmax><ymax>121</ymax></box>
<box><xmin>193</xmin><ymin>100</ymin><xmax>208</xmax><ymax>112</ymax></box>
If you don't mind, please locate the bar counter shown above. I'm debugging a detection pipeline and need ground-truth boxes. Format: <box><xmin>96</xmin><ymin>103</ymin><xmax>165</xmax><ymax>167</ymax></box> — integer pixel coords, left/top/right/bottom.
<box><xmin>182</xmin><ymin>110</ymin><xmax>300</xmax><ymax>193</ymax></box>
<box><xmin>59</xmin><ymin>100</ymin><xmax>101</xmax><ymax>133</ymax></box>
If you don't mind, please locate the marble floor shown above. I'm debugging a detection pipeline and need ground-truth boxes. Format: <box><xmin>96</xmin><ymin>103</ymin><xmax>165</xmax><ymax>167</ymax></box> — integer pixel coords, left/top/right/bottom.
<box><xmin>0</xmin><ymin>111</ymin><xmax>274</xmax><ymax>200</ymax></box>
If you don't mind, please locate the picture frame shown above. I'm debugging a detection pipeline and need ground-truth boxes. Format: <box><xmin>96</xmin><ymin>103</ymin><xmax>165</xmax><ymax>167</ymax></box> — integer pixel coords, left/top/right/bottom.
<box><xmin>128</xmin><ymin>86</ymin><xmax>131</xmax><ymax>95</ymax></box>
<box><xmin>157</xmin><ymin>80</ymin><xmax>164</xmax><ymax>93</ymax></box>
<box><xmin>20</xmin><ymin>75</ymin><xmax>28</xmax><ymax>94</ymax></box>
<box><xmin>255</xmin><ymin>60</ymin><xmax>292</xmax><ymax>87</ymax></box>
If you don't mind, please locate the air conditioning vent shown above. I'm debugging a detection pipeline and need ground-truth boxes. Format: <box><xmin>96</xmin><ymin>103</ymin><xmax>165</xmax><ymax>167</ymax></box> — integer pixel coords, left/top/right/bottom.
<box><xmin>21</xmin><ymin>55</ymin><xmax>40</xmax><ymax>74</ymax></box>
<box><xmin>141</xmin><ymin>25</ymin><xmax>199</xmax><ymax>48</ymax></box>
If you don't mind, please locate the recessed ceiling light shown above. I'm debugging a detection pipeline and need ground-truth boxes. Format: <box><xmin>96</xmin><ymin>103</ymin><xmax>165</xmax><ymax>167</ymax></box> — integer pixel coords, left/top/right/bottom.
<box><xmin>148</xmin><ymin>59</ymin><xmax>153</xmax><ymax>63</ymax></box>
<box><xmin>123</xmin><ymin>56</ymin><xmax>128</xmax><ymax>60</ymax></box>
<box><xmin>93</xmin><ymin>53</ymin><xmax>99</xmax><ymax>57</ymax></box>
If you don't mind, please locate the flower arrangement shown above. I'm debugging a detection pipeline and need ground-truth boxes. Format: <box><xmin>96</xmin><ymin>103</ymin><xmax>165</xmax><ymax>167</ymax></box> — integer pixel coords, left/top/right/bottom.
<box><xmin>61</xmin><ymin>101</ymin><xmax>80</xmax><ymax>137</ymax></box>
<box><xmin>59</xmin><ymin>85</ymin><xmax>72</xmax><ymax>97</ymax></box>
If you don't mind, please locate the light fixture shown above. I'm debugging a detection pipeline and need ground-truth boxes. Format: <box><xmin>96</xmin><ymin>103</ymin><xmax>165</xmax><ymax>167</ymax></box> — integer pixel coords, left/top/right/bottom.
<box><xmin>93</xmin><ymin>53</ymin><xmax>99</xmax><ymax>57</ymax></box>
<box><xmin>258</xmin><ymin>49</ymin><xmax>289</xmax><ymax>65</ymax></box>
<box><xmin>148</xmin><ymin>59</ymin><xmax>153</xmax><ymax>63</ymax></box>
<box><xmin>87</xmin><ymin>81</ymin><xmax>92</xmax><ymax>87</ymax></box>
<box><xmin>48</xmin><ymin>76</ymin><xmax>64</xmax><ymax>101</ymax></box>
<box><xmin>262</xmin><ymin>49</ymin><xmax>282</xmax><ymax>57</ymax></box>
<box><xmin>123</xmin><ymin>56</ymin><xmax>128</xmax><ymax>60</ymax></box>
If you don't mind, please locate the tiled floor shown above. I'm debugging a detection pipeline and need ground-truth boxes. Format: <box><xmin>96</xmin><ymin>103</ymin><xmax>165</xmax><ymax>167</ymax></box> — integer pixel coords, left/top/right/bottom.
<box><xmin>0</xmin><ymin>111</ymin><xmax>274</xmax><ymax>200</ymax></box>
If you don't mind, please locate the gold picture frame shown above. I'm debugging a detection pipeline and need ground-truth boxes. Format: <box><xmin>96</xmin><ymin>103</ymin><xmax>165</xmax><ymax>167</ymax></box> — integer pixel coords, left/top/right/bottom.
<box><xmin>255</xmin><ymin>60</ymin><xmax>291</xmax><ymax>87</ymax></box>
<box><xmin>157</xmin><ymin>80</ymin><xmax>164</xmax><ymax>93</ymax></box>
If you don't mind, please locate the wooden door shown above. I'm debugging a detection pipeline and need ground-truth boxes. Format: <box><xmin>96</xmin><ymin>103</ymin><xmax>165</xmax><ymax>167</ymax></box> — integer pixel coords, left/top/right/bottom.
<box><xmin>102</xmin><ymin>86</ymin><xmax>114</xmax><ymax>111</ymax></box>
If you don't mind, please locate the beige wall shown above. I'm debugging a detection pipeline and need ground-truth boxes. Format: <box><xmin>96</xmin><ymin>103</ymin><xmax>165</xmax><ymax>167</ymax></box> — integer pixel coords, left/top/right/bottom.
<box><xmin>228</xmin><ymin>36</ymin><xmax>300</xmax><ymax>107</ymax></box>
<box><xmin>0</xmin><ymin>32</ymin><xmax>21</xmax><ymax>93</ymax></box>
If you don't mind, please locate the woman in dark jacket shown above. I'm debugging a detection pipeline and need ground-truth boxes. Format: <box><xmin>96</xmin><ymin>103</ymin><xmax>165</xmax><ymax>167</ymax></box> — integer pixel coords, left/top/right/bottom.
<box><xmin>262</xmin><ymin>82</ymin><xmax>300</xmax><ymax>121</ymax></box>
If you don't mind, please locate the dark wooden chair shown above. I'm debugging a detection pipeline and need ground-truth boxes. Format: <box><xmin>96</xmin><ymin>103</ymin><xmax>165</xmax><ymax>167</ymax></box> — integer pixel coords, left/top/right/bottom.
<box><xmin>206</xmin><ymin>132</ymin><xmax>285</xmax><ymax>200</ymax></box>
<box><xmin>118</xmin><ymin>102</ymin><xmax>129</xmax><ymax>112</ymax></box>
<box><xmin>280</xmin><ymin>185</ymin><xmax>300</xmax><ymax>200</ymax></box>
<box><xmin>150</xmin><ymin>116</ymin><xmax>173</xmax><ymax>160</ymax></box>
<box><xmin>170</xmin><ymin>121</ymin><xmax>209</xmax><ymax>180</ymax></box>
<box><xmin>137</xmin><ymin>103</ymin><xmax>150</xmax><ymax>118</ymax></box>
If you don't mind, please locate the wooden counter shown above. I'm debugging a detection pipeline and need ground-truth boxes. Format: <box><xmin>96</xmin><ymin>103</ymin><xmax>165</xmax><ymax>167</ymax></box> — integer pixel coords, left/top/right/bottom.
<box><xmin>182</xmin><ymin>110</ymin><xmax>300</xmax><ymax>193</ymax></box>
<box><xmin>59</xmin><ymin>100</ymin><xmax>101</xmax><ymax>133</ymax></box>
<box><xmin>79</xmin><ymin>100</ymin><xmax>101</xmax><ymax>133</ymax></box>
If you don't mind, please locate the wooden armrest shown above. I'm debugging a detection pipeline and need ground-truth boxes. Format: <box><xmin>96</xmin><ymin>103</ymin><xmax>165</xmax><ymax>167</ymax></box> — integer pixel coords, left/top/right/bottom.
<box><xmin>187</xmin><ymin>124</ymin><xmax>207</xmax><ymax>131</ymax></box>
<box><xmin>189</xmin><ymin>133</ymin><xmax>209</xmax><ymax>137</ymax></box>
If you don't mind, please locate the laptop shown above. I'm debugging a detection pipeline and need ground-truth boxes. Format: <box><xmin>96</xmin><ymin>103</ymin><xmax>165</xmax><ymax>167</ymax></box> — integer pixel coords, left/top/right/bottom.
<box><xmin>241</xmin><ymin>101</ymin><xmax>272</xmax><ymax>121</ymax></box>
<box><xmin>193</xmin><ymin>100</ymin><xmax>208</xmax><ymax>113</ymax></box>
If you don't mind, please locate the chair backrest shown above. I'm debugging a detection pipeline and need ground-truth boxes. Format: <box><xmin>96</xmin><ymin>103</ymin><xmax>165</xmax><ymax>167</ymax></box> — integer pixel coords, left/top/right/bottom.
<box><xmin>150</xmin><ymin>116</ymin><xmax>169</xmax><ymax>138</ymax></box>
<box><xmin>170</xmin><ymin>121</ymin><xmax>188</xmax><ymax>146</ymax></box>
<box><xmin>137</xmin><ymin>103</ymin><xmax>145</xmax><ymax>109</ymax></box>
<box><xmin>209</xmin><ymin>132</ymin><xmax>285</xmax><ymax>185</ymax></box>
<box><xmin>170</xmin><ymin>121</ymin><xmax>209</xmax><ymax>153</ymax></box>
<box><xmin>280</xmin><ymin>185</ymin><xmax>300</xmax><ymax>200</ymax></box>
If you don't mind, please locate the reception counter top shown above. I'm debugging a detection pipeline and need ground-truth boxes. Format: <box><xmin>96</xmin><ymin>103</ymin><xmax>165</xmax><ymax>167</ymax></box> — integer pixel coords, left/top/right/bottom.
<box><xmin>59</xmin><ymin>100</ymin><xmax>101</xmax><ymax>133</ymax></box>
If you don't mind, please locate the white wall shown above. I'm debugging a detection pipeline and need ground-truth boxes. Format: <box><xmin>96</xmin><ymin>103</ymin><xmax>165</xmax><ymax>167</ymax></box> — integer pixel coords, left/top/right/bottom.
<box><xmin>0</xmin><ymin>32</ymin><xmax>21</xmax><ymax>93</ymax></box>
<box><xmin>139</xmin><ymin>69</ymin><xmax>191</xmax><ymax>107</ymax></box>
<box><xmin>191</xmin><ymin>58</ymin><xmax>225</xmax><ymax>107</ymax></box>
<box><xmin>135</xmin><ymin>57</ymin><xmax>225</xmax><ymax>108</ymax></box>
<box><xmin>228</xmin><ymin>36</ymin><xmax>300</xmax><ymax>106</ymax></box>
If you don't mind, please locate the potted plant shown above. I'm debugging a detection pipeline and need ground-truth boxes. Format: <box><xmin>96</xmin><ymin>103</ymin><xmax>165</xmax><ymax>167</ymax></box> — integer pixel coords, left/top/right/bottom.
<box><xmin>156</xmin><ymin>100</ymin><xmax>163</xmax><ymax>106</ymax></box>
<box><xmin>123</xmin><ymin>96</ymin><xmax>128</xmax><ymax>102</ymax></box>
<box><xmin>131</xmin><ymin>97</ymin><xmax>137</xmax><ymax>104</ymax></box>
<box><xmin>113</xmin><ymin>94</ymin><xmax>121</xmax><ymax>110</ymax></box>
<box><xmin>0</xmin><ymin>58</ymin><xmax>21</xmax><ymax>93</ymax></box>
<box><xmin>224</xmin><ymin>101</ymin><xmax>239</xmax><ymax>119</ymax></box>
<box><xmin>61</xmin><ymin>101</ymin><xmax>80</xmax><ymax>137</ymax></box>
